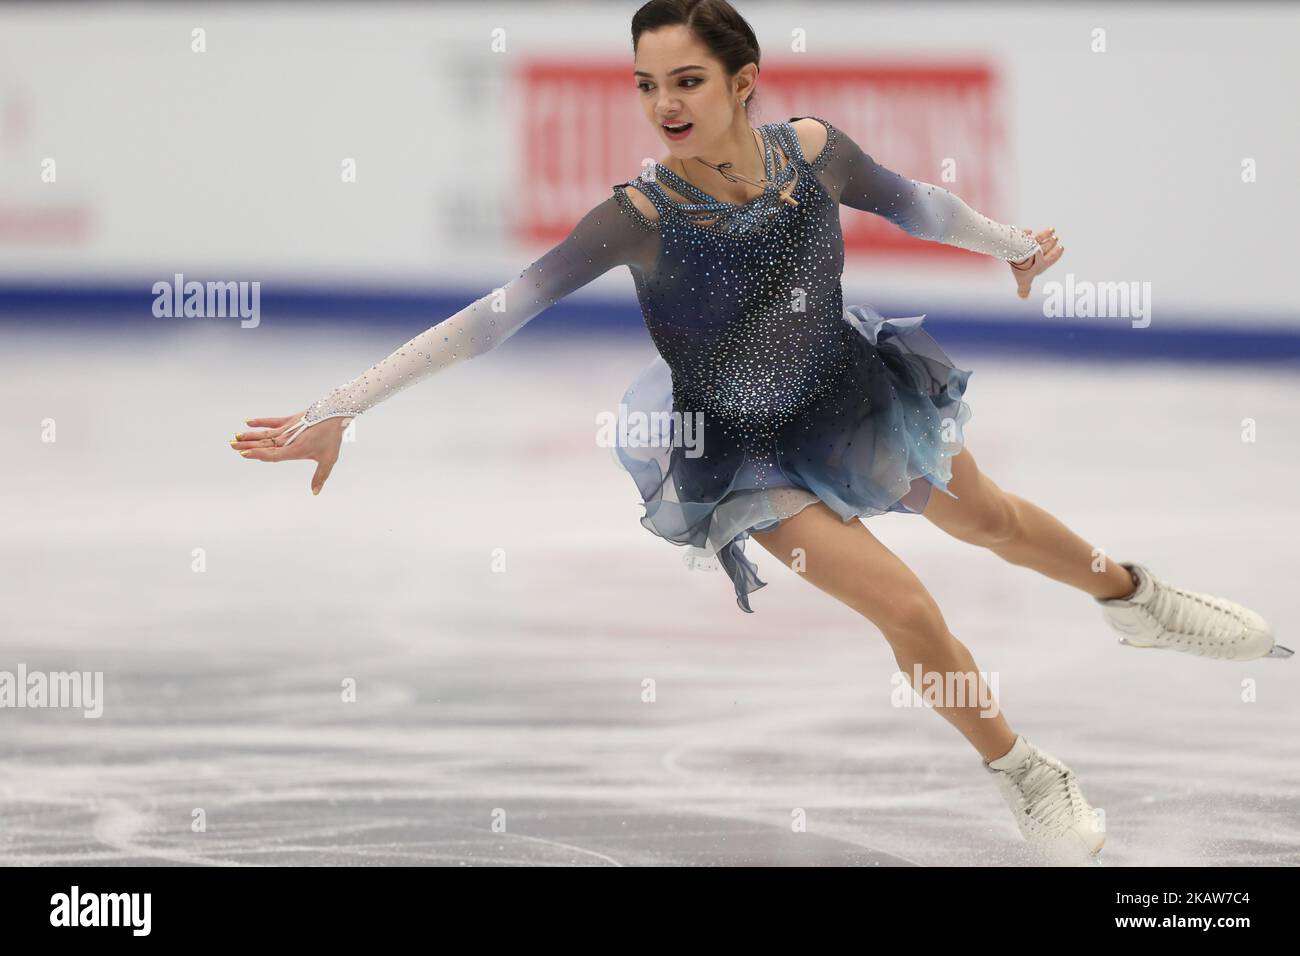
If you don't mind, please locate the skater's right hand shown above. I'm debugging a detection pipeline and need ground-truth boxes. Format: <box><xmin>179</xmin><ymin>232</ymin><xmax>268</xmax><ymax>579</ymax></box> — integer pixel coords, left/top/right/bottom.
<box><xmin>231</xmin><ymin>412</ymin><xmax>350</xmax><ymax>496</ymax></box>
<box><xmin>1010</xmin><ymin>226</ymin><xmax>1063</xmax><ymax>299</ymax></box>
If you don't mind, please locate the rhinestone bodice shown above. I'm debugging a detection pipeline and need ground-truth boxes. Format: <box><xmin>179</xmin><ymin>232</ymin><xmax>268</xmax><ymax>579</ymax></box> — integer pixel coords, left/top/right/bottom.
<box><xmin>617</xmin><ymin>122</ymin><xmax>855</xmax><ymax>456</ymax></box>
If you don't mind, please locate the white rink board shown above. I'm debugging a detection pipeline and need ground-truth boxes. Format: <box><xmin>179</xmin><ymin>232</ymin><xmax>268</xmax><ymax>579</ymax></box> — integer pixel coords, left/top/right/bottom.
<box><xmin>0</xmin><ymin>2</ymin><xmax>1297</xmax><ymax>323</ymax></box>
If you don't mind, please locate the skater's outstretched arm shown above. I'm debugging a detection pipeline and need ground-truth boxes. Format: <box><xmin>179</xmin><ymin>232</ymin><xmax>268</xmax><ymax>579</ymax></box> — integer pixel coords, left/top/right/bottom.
<box><xmin>232</xmin><ymin>191</ymin><xmax>657</xmax><ymax>493</ymax></box>
<box><xmin>794</xmin><ymin>115</ymin><xmax>1063</xmax><ymax>297</ymax></box>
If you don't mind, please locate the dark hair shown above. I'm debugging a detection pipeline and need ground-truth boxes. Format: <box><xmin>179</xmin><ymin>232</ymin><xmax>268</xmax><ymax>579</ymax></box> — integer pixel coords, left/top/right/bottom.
<box><xmin>631</xmin><ymin>0</ymin><xmax>762</xmax><ymax>116</ymax></box>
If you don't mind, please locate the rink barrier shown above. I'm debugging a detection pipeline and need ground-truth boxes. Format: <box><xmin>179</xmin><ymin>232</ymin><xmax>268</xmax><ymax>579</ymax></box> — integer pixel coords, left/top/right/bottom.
<box><xmin>0</xmin><ymin>280</ymin><xmax>1297</xmax><ymax>362</ymax></box>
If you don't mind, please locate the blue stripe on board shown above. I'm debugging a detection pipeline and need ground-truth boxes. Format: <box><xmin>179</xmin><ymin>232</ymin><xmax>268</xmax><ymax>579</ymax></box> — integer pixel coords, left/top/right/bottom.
<box><xmin>1</xmin><ymin>279</ymin><xmax>1298</xmax><ymax>363</ymax></box>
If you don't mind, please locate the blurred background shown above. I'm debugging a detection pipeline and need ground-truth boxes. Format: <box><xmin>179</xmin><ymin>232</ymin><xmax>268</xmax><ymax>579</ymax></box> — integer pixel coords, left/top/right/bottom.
<box><xmin>1</xmin><ymin>1</ymin><xmax>1297</xmax><ymax>866</ymax></box>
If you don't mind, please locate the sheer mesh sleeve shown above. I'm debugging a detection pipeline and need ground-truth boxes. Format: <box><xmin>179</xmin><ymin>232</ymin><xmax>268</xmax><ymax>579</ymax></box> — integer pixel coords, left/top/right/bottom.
<box><xmin>796</xmin><ymin>115</ymin><xmax>1041</xmax><ymax>263</ymax></box>
<box><xmin>281</xmin><ymin>191</ymin><xmax>658</xmax><ymax>446</ymax></box>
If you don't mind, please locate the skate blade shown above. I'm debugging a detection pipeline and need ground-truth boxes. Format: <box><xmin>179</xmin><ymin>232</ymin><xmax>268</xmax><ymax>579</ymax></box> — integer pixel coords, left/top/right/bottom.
<box><xmin>1116</xmin><ymin>637</ymin><xmax>1155</xmax><ymax>649</ymax></box>
<box><xmin>1120</xmin><ymin>637</ymin><xmax>1294</xmax><ymax>660</ymax></box>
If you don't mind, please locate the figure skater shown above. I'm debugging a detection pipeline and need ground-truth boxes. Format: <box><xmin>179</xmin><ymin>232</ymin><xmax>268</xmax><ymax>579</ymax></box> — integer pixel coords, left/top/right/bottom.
<box><xmin>230</xmin><ymin>0</ymin><xmax>1289</xmax><ymax>864</ymax></box>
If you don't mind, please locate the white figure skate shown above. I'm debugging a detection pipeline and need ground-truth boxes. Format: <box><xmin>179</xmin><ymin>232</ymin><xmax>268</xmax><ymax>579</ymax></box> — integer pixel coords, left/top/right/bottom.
<box><xmin>984</xmin><ymin>735</ymin><xmax>1104</xmax><ymax>865</ymax></box>
<box><xmin>1097</xmin><ymin>562</ymin><xmax>1292</xmax><ymax>662</ymax></box>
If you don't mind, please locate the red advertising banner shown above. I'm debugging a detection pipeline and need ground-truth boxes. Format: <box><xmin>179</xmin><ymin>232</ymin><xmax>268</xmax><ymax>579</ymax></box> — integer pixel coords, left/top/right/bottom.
<box><xmin>518</xmin><ymin>58</ymin><xmax>1014</xmax><ymax>264</ymax></box>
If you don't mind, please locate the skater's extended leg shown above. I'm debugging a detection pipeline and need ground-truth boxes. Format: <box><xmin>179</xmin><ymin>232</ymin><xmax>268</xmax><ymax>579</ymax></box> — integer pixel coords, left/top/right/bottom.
<box><xmin>921</xmin><ymin>447</ymin><xmax>1137</xmax><ymax>600</ymax></box>
<box><xmin>752</xmin><ymin>500</ymin><xmax>1106</xmax><ymax>860</ymax></box>
<box><xmin>750</xmin><ymin>502</ymin><xmax>1015</xmax><ymax>763</ymax></box>
<box><xmin>922</xmin><ymin>446</ymin><xmax>1286</xmax><ymax>660</ymax></box>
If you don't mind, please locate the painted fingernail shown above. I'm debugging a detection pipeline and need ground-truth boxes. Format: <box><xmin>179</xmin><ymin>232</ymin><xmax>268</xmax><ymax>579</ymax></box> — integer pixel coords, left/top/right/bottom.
<box><xmin>240</xmin><ymin>451</ymin><xmax>252</xmax><ymax>457</ymax></box>
<box><xmin>312</xmin><ymin>487</ymin><xmax>320</xmax><ymax>496</ymax></box>
<box><xmin>229</xmin><ymin>440</ymin><xmax>237</xmax><ymax>447</ymax></box>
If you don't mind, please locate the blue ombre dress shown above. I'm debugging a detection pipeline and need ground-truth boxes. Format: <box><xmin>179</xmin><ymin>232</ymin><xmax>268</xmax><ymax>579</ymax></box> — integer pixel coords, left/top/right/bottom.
<box><xmin>289</xmin><ymin>116</ymin><xmax>1041</xmax><ymax>613</ymax></box>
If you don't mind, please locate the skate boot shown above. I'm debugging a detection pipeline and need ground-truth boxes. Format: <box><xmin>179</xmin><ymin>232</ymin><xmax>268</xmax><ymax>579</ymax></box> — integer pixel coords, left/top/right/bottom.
<box><xmin>984</xmin><ymin>735</ymin><xmax>1104</xmax><ymax>864</ymax></box>
<box><xmin>1097</xmin><ymin>562</ymin><xmax>1291</xmax><ymax>662</ymax></box>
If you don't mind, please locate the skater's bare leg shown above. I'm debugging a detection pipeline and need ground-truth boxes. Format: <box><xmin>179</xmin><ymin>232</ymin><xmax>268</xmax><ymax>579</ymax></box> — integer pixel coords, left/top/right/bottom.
<box><xmin>751</xmin><ymin>502</ymin><xmax>1016</xmax><ymax>763</ymax></box>
<box><xmin>922</xmin><ymin>447</ymin><xmax>1137</xmax><ymax>601</ymax></box>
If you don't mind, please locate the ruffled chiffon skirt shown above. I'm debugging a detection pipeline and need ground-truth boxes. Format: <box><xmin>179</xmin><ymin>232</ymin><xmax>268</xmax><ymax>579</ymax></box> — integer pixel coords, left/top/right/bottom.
<box><xmin>614</xmin><ymin>304</ymin><xmax>973</xmax><ymax>612</ymax></box>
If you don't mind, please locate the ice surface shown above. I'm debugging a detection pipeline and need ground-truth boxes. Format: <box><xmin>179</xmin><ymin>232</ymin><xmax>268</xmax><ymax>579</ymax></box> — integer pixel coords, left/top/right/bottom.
<box><xmin>1</xmin><ymin>323</ymin><xmax>1297</xmax><ymax>866</ymax></box>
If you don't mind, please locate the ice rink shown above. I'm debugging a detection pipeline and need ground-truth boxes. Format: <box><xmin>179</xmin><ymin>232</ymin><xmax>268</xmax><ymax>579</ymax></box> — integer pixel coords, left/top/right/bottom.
<box><xmin>1</xmin><ymin>323</ymin><xmax>1297</xmax><ymax>866</ymax></box>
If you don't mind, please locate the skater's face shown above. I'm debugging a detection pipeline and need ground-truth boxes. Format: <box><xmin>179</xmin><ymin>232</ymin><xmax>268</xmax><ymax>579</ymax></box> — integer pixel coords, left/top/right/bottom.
<box><xmin>633</xmin><ymin>25</ymin><xmax>757</xmax><ymax>157</ymax></box>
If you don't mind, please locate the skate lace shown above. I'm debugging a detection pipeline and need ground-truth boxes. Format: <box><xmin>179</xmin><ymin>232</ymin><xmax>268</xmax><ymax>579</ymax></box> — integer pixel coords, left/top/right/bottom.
<box><xmin>1147</xmin><ymin>581</ymin><xmax>1244</xmax><ymax>653</ymax></box>
<box><xmin>1008</xmin><ymin>752</ymin><xmax>1082</xmax><ymax>831</ymax></box>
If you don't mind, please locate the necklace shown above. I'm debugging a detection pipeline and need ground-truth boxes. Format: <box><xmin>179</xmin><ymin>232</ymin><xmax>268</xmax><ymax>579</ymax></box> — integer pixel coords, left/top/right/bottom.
<box><xmin>679</xmin><ymin>127</ymin><xmax>799</xmax><ymax>208</ymax></box>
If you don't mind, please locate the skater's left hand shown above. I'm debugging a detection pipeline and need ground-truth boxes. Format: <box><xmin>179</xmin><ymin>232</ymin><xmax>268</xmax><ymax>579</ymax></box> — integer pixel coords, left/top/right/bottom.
<box><xmin>1010</xmin><ymin>227</ymin><xmax>1063</xmax><ymax>299</ymax></box>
